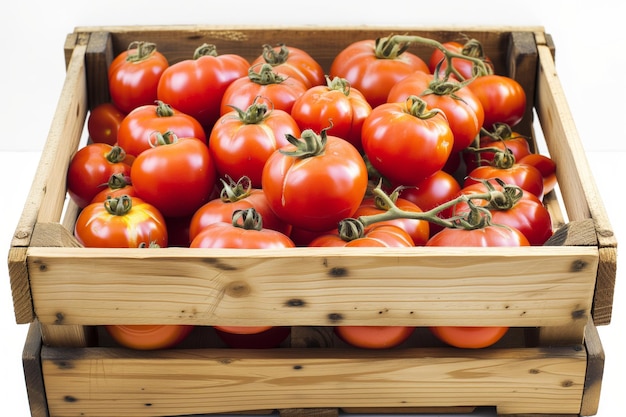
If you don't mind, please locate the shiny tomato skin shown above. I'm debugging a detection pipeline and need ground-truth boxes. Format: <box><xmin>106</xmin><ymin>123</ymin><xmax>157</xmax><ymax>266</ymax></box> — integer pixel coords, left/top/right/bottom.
<box><xmin>387</xmin><ymin>71</ymin><xmax>484</xmax><ymax>153</ymax></box>
<box><xmin>87</xmin><ymin>102</ymin><xmax>126</xmax><ymax>146</ymax></box>
<box><xmin>429</xmin><ymin>325</ymin><xmax>509</xmax><ymax>349</ymax></box>
<box><xmin>428</xmin><ymin>41</ymin><xmax>494</xmax><ymax>80</ymax></box>
<box><xmin>262</xmin><ymin>134</ymin><xmax>368</xmax><ymax>232</ymax></box>
<box><xmin>67</xmin><ymin>143</ymin><xmax>134</xmax><ymax>208</ymax></box>
<box><xmin>157</xmin><ymin>50</ymin><xmax>250</xmax><ymax>130</ymax></box>
<box><xmin>426</xmin><ymin>222</ymin><xmax>530</xmax><ymax>248</ymax></box>
<box><xmin>335</xmin><ymin>325</ymin><xmax>415</xmax><ymax>349</ymax></box>
<box><xmin>463</xmin><ymin>130</ymin><xmax>532</xmax><ymax>173</ymax></box>
<box><xmin>74</xmin><ymin>196</ymin><xmax>168</xmax><ymax>248</ymax></box>
<box><xmin>220</xmin><ymin>70</ymin><xmax>308</xmax><ymax>116</ymax></box>
<box><xmin>117</xmin><ymin>102</ymin><xmax>207</xmax><ymax>157</ymax></box>
<box><xmin>518</xmin><ymin>153</ymin><xmax>557</xmax><ymax>194</ymax></box>
<box><xmin>329</xmin><ymin>39</ymin><xmax>430</xmax><ymax>108</ymax></box>
<box><xmin>361</xmin><ymin>101</ymin><xmax>454</xmax><ymax>185</ymax></box>
<box><xmin>131</xmin><ymin>137</ymin><xmax>216</xmax><ymax>218</ymax></box>
<box><xmin>290</xmin><ymin>79</ymin><xmax>372</xmax><ymax>152</ymax></box>
<box><xmin>396</xmin><ymin>170</ymin><xmax>461</xmax><ymax>237</ymax></box>
<box><xmin>464</xmin><ymin>163</ymin><xmax>544</xmax><ymax>200</ymax></box>
<box><xmin>105</xmin><ymin>324</ymin><xmax>194</xmax><ymax>350</ymax></box>
<box><xmin>189</xmin><ymin>188</ymin><xmax>291</xmax><ymax>241</ymax></box>
<box><xmin>209</xmin><ymin>107</ymin><xmax>299</xmax><ymax>188</ymax></box>
<box><xmin>252</xmin><ymin>44</ymin><xmax>325</xmax><ymax>88</ymax></box>
<box><xmin>451</xmin><ymin>182</ymin><xmax>553</xmax><ymax>245</ymax></box>
<box><xmin>190</xmin><ymin>220</ymin><xmax>295</xmax><ymax>249</ymax></box>
<box><xmin>352</xmin><ymin>197</ymin><xmax>430</xmax><ymax>246</ymax></box>
<box><xmin>468</xmin><ymin>74</ymin><xmax>526</xmax><ymax>128</ymax></box>
<box><xmin>108</xmin><ymin>42</ymin><xmax>169</xmax><ymax>114</ymax></box>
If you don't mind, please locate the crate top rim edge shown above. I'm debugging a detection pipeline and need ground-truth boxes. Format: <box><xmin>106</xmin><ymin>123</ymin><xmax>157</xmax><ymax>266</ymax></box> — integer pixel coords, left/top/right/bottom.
<box><xmin>70</xmin><ymin>24</ymin><xmax>547</xmax><ymax>35</ymax></box>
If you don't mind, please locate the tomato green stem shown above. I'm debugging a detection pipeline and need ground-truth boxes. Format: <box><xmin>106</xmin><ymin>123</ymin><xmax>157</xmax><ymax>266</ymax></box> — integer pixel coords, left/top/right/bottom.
<box><xmin>227</xmin><ymin>97</ymin><xmax>271</xmax><ymax>124</ymax></box>
<box><xmin>194</xmin><ymin>43</ymin><xmax>219</xmax><ymax>59</ymax></box>
<box><xmin>125</xmin><ymin>41</ymin><xmax>158</xmax><ymax>63</ymax></box>
<box><xmin>104</xmin><ymin>195</ymin><xmax>133</xmax><ymax>216</ymax></box>
<box><xmin>260</xmin><ymin>43</ymin><xmax>290</xmax><ymax>65</ymax></box>
<box><xmin>248</xmin><ymin>63</ymin><xmax>286</xmax><ymax>85</ymax></box>
<box><xmin>280</xmin><ymin>126</ymin><xmax>329</xmax><ymax>158</ymax></box>
<box><xmin>155</xmin><ymin>100</ymin><xmax>175</xmax><ymax>117</ymax></box>
<box><xmin>232</xmin><ymin>208</ymin><xmax>263</xmax><ymax>231</ymax></box>
<box><xmin>105</xmin><ymin>145</ymin><xmax>128</xmax><ymax>163</ymax></box>
<box><xmin>106</xmin><ymin>173</ymin><xmax>131</xmax><ymax>190</ymax></box>
<box><xmin>219</xmin><ymin>175</ymin><xmax>253</xmax><ymax>202</ymax></box>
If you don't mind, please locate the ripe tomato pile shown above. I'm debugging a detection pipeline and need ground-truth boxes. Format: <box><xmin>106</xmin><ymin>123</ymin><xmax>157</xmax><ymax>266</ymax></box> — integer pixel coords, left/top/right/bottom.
<box><xmin>74</xmin><ymin>35</ymin><xmax>558</xmax><ymax>350</ymax></box>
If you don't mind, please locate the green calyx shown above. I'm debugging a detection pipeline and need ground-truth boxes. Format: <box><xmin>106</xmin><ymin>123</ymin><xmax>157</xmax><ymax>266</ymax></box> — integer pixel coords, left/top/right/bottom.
<box><xmin>125</xmin><ymin>41</ymin><xmax>158</xmax><ymax>63</ymax></box>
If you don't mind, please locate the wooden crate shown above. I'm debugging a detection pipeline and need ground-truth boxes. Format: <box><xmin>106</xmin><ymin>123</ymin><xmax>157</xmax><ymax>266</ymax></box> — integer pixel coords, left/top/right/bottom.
<box><xmin>8</xmin><ymin>26</ymin><xmax>617</xmax><ymax>417</ymax></box>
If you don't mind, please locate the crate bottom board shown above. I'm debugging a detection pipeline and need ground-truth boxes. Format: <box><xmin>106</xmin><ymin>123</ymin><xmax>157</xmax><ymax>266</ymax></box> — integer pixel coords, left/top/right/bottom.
<box><xmin>22</xmin><ymin>323</ymin><xmax>604</xmax><ymax>417</ymax></box>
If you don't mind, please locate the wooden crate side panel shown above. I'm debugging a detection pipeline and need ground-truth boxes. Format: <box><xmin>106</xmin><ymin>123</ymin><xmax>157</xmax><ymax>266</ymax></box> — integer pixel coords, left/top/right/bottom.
<box><xmin>22</xmin><ymin>322</ymin><xmax>49</xmax><ymax>417</ymax></box>
<box><xmin>8</xmin><ymin>38</ymin><xmax>90</xmax><ymax>325</ymax></box>
<box><xmin>534</xmin><ymin>38</ymin><xmax>617</xmax><ymax>325</ymax></box>
<box><xmin>27</xmin><ymin>246</ymin><xmax>597</xmax><ymax>328</ymax></box>
<box><xmin>40</xmin><ymin>343</ymin><xmax>587</xmax><ymax>417</ymax></box>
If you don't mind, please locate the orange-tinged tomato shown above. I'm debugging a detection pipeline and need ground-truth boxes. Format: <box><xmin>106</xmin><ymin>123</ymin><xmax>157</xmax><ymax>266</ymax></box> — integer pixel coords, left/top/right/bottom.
<box><xmin>335</xmin><ymin>326</ymin><xmax>415</xmax><ymax>349</ymax></box>
<box><xmin>87</xmin><ymin>102</ymin><xmax>126</xmax><ymax>146</ymax></box>
<box><xmin>105</xmin><ymin>324</ymin><xmax>194</xmax><ymax>350</ymax></box>
<box><xmin>213</xmin><ymin>326</ymin><xmax>273</xmax><ymax>335</ymax></box>
<box><xmin>429</xmin><ymin>326</ymin><xmax>509</xmax><ymax>349</ymax></box>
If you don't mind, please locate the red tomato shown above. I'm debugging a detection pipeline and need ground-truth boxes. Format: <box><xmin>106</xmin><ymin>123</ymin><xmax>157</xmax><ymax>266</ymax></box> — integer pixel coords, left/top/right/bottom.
<box><xmin>209</xmin><ymin>99</ymin><xmax>299</xmax><ymax>188</ymax></box>
<box><xmin>105</xmin><ymin>324</ymin><xmax>194</xmax><ymax>350</ymax></box>
<box><xmin>335</xmin><ymin>326</ymin><xmax>415</xmax><ymax>349</ymax></box>
<box><xmin>220</xmin><ymin>64</ymin><xmax>308</xmax><ymax>116</ymax></box>
<box><xmin>465</xmin><ymin>158</ymin><xmax>545</xmax><ymax>200</ymax></box>
<box><xmin>262</xmin><ymin>129</ymin><xmax>368</xmax><ymax>232</ymax></box>
<box><xmin>213</xmin><ymin>326</ymin><xmax>291</xmax><ymax>349</ymax></box>
<box><xmin>387</xmin><ymin>70</ymin><xmax>484</xmax><ymax>152</ymax></box>
<box><xmin>67</xmin><ymin>143</ymin><xmax>134</xmax><ymax>208</ymax></box>
<box><xmin>251</xmin><ymin>43</ymin><xmax>325</xmax><ymax>88</ymax></box>
<box><xmin>463</xmin><ymin>124</ymin><xmax>532</xmax><ymax>173</ymax></box>
<box><xmin>428</xmin><ymin>40</ymin><xmax>494</xmax><ymax>80</ymax></box>
<box><xmin>189</xmin><ymin>176</ymin><xmax>291</xmax><ymax>241</ymax></box>
<box><xmin>518</xmin><ymin>153</ymin><xmax>557</xmax><ymax>194</ymax></box>
<box><xmin>309</xmin><ymin>224</ymin><xmax>415</xmax><ymax>248</ymax></box>
<box><xmin>467</xmin><ymin>74</ymin><xmax>526</xmax><ymax>128</ymax></box>
<box><xmin>117</xmin><ymin>101</ymin><xmax>207</xmax><ymax>157</ymax></box>
<box><xmin>351</xmin><ymin>196</ymin><xmax>430</xmax><ymax>246</ymax></box>
<box><xmin>429</xmin><ymin>326</ymin><xmax>509</xmax><ymax>349</ymax></box>
<box><xmin>290</xmin><ymin>76</ymin><xmax>372</xmax><ymax>152</ymax></box>
<box><xmin>451</xmin><ymin>181</ymin><xmax>554</xmax><ymax>245</ymax></box>
<box><xmin>396</xmin><ymin>170</ymin><xmax>461</xmax><ymax>237</ymax></box>
<box><xmin>190</xmin><ymin>208</ymin><xmax>295</xmax><ymax>249</ymax></box>
<box><xmin>108</xmin><ymin>41</ymin><xmax>169</xmax><ymax>114</ymax></box>
<box><xmin>157</xmin><ymin>43</ymin><xmax>250</xmax><ymax>130</ymax></box>
<box><xmin>74</xmin><ymin>195</ymin><xmax>168</xmax><ymax>248</ymax></box>
<box><xmin>361</xmin><ymin>97</ymin><xmax>454</xmax><ymax>185</ymax></box>
<box><xmin>90</xmin><ymin>173</ymin><xmax>137</xmax><ymax>203</ymax></box>
<box><xmin>329</xmin><ymin>37</ymin><xmax>430</xmax><ymax>108</ymax></box>
<box><xmin>190</xmin><ymin>208</ymin><xmax>294</xmax><ymax>346</ymax></box>
<box><xmin>87</xmin><ymin>102</ymin><xmax>126</xmax><ymax>146</ymax></box>
<box><xmin>131</xmin><ymin>132</ymin><xmax>216</xmax><ymax>217</ymax></box>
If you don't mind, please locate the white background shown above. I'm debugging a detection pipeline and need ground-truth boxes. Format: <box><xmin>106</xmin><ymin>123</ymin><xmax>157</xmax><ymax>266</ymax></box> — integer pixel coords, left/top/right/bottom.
<box><xmin>1</xmin><ymin>1</ymin><xmax>623</xmax><ymax>416</ymax></box>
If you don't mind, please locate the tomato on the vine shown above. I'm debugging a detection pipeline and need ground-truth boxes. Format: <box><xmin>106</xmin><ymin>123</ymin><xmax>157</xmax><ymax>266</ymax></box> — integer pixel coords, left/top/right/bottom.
<box><xmin>451</xmin><ymin>181</ymin><xmax>553</xmax><ymax>245</ymax></box>
<box><xmin>157</xmin><ymin>43</ymin><xmax>250</xmax><ymax>130</ymax></box>
<box><xmin>67</xmin><ymin>143</ymin><xmax>134</xmax><ymax>208</ymax></box>
<box><xmin>464</xmin><ymin>151</ymin><xmax>545</xmax><ymax>200</ymax></box>
<box><xmin>220</xmin><ymin>64</ymin><xmax>308</xmax><ymax>116</ymax></box>
<box><xmin>291</xmin><ymin>76</ymin><xmax>372</xmax><ymax>152</ymax></box>
<box><xmin>209</xmin><ymin>99</ymin><xmax>299</xmax><ymax>188</ymax></box>
<box><xmin>309</xmin><ymin>223</ymin><xmax>415</xmax><ymax>248</ymax></box>
<box><xmin>467</xmin><ymin>74</ymin><xmax>526</xmax><ymax>129</ymax></box>
<box><xmin>361</xmin><ymin>96</ymin><xmax>453</xmax><ymax>185</ymax></box>
<box><xmin>108</xmin><ymin>41</ymin><xmax>169</xmax><ymax>114</ymax></box>
<box><xmin>329</xmin><ymin>36</ymin><xmax>430</xmax><ymax>108</ymax></box>
<box><xmin>262</xmin><ymin>128</ymin><xmax>368</xmax><ymax>232</ymax></box>
<box><xmin>428</xmin><ymin>39</ymin><xmax>493</xmax><ymax>80</ymax></box>
<box><xmin>189</xmin><ymin>175</ymin><xmax>291</xmax><ymax>241</ymax></box>
<box><xmin>130</xmin><ymin>131</ymin><xmax>216</xmax><ymax>218</ymax></box>
<box><xmin>74</xmin><ymin>195</ymin><xmax>168</xmax><ymax>248</ymax></box>
<box><xmin>351</xmin><ymin>195</ymin><xmax>430</xmax><ymax>246</ymax></box>
<box><xmin>87</xmin><ymin>102</ymin><xmax>126</xmax><ymax>146</ymax></box>
<box><xmin>463</xmin><ymin>123</ymin><xmax>531</xmax><ymax>173</ymax></box>
<box><xmin>251</xmin><ymin>43</ymin><xmax>325</xmax><ymax>88</ymax></box>
<box><xmin>387</xmin><ymin>70</ymin><xmax>484</xmax><ymax>153</ymax></box>
<box><xmin>117</xmin><ymin>100</ymin><xmax>207</xmax><ymax>157</ymax></box>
